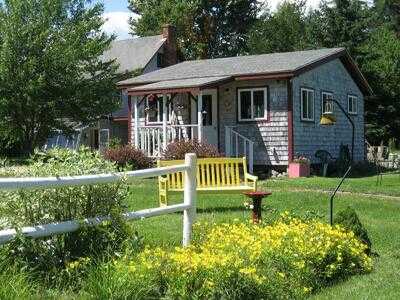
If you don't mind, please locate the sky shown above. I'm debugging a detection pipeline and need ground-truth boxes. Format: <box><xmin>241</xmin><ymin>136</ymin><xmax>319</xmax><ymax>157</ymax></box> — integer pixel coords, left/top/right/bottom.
<box><xmin>101</xmin><ymin>0</ymin><xmax>321</xmax><ymax>40</ymax></box>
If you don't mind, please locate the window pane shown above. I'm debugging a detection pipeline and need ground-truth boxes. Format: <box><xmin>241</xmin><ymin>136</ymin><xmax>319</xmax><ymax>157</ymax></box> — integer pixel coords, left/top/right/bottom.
<box><xmin>147</xmin><ymin>97</ymin><xmax>159</xmax><ymax>123</ymax></box>
<box><xmin>202</xmin><ymin>95</ymin><xmax>213</xmax><ymax>126</ymax></box>
<box><xmin>158</xmin><ymin>99</ymin><xmax>164</xmax><ymax>122</ymax></box>
<box><xmin>308</xmin><ymin>91</ymin><xmax>314</xmax><ymax>120</ymax></box>
<box><xmin>302</xmin><ymin>90</ymin><xmax>308</xmax><ymax>119</ymax></box>
<box><xmin>322</xmin><ymin>93</ymin><xmax>333</xmax><ymax>114</ymax></box>
<box><xmin>253</xmin><ymin>90</ymin><xmax>265</xmax><ymax>118</ymax></box>
<box><xmin>240</xmin><ymin>91</ymin><xmax>252</xmax><ymax>120</ymax></box>
<box><xmin>349</xmin><ymin>96</ymin><xmax>357</xmax><ymax>114</ymax></box>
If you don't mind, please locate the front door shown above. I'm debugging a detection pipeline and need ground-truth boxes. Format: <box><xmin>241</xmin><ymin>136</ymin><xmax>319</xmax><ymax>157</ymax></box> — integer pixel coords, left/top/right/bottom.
<box><xmin>201</xmin><ymin>89</ymin><xmax>218</xmax><ymax>146</ymax></box>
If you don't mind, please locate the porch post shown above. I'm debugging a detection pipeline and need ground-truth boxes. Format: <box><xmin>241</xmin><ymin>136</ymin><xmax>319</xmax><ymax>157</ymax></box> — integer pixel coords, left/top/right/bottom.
<box><xmin>197</xmin><ymin>91</ymin><xmax>203</xmax><ymax>142</ymax></box>
<box><xmin>127</xmin><ymin>95</ymin><xmax>132</xmax><ymax>144</ymax></box>
<box><xmin>133</xmin><ymin>96</ymin><xmax>139</xmax><ymax>147</ymax></box>
<box><xmin>162</xmin><ymin>94</ymin><xmax>168</xmax><ymax>149</ymax></box>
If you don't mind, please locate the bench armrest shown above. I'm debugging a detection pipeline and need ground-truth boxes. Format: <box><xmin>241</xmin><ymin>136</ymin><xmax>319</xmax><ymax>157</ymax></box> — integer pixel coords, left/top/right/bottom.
<box><xmin>245</xmin><ymin>173</ymin><xmax>258</xmax><ymax>182</ymax></box>
<box><xmin>244</xmin><ymin>173</ymin><xmax>258</xmax><ymax>191</ymax></box>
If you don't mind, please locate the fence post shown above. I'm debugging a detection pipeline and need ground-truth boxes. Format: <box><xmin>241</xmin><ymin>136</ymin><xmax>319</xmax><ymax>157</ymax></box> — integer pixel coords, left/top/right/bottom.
<box><xmin>183</xmin><ymin>153</ymin><xmax>197</xmax><ymax>246</ymax></box>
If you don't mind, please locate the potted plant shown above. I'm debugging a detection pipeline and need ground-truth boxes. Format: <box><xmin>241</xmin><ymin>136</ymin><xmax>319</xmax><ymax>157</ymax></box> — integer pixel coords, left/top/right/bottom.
<box><xmin>288</xmin><ymin>155</ymin><xmax>311</xmax><ymax>178</ymax></box>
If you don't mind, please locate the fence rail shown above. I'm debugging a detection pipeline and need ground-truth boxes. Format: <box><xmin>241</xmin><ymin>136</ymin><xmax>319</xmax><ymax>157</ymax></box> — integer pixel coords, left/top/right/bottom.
<box><xmin>0</xmin><ymin>153</ymin><xmax>198</xmax><ymax>246</ymax></box>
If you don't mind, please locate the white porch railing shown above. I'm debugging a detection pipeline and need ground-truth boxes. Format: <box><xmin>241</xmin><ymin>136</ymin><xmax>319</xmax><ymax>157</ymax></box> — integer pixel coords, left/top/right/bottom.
<box><xmin>225</xmin><ymin>126</ymin><xmax>254</xmax><ymax>173</ymax></box>
<box><xmin>0</xmin><ymin>153</ymin><xmax>197</xmax><ymax>247</ymax></box>
<box><xmin>137</xmin><ymin>125</ymin><xmax>198</xmax><ymax>158</ymax></box>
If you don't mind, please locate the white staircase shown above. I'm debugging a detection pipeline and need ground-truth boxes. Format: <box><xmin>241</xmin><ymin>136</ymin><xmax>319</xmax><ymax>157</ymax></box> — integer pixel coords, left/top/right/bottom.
<box><xmin>225</xmin><ymin>126</ymin><xmax>254</xmax><ymax>173</ymax></box>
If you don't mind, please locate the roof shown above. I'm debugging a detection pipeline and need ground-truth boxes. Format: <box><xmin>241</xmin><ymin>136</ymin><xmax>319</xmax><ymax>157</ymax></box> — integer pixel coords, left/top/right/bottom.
<box><xmin>118</xmin><ymin>47</ymin><xmax>372</xmax><ymax>95</ymax></box>
<box><xmin>129</xmin><ymin>76</ymin><xmax>231</xmax><ymax>95</ymax></box>
<box><xmin>101</xmin><ymin>35</ymin><xmax>165</xmax><ymax>73</ymax></box>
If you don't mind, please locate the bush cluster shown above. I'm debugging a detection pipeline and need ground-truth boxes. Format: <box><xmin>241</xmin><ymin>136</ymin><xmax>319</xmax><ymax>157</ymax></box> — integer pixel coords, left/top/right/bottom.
<box><xmin>162</xmin><ymin>140</ymin><xmax>221</xmax><ymax>160</ymax></box>
<box><xmin>103</xmin><ymin>145</ymin><xmax>153</xmax><ymax>171</ymax></box>
<box><xmin>84</xmin><ymin>215</ymin><xmax>372</xmax><ymax>299</ymax></box>
<box><xmin>0</xmin><ymin>147</ymin><xmax>134</xmax><ymax>280</ymax></box>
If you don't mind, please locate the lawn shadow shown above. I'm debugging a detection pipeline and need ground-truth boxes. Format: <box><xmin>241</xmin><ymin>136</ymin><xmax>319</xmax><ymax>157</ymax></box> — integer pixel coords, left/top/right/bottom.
<box><xmin>197</xmin><ymin>205</ymin><xmax>245</xmax><ymax>214</ymax></box>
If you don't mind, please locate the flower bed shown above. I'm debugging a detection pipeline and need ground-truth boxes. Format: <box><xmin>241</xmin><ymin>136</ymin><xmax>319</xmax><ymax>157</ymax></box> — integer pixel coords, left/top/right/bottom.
<box><xmin>86</xmin><ymin>215</ymin><xmax>372</xmax><ymax>299</ymax></box>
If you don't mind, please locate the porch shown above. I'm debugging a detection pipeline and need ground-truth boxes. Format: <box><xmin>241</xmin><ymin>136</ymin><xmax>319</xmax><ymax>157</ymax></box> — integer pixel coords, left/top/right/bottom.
<box><xmin>125</xmin><ymin>76</ymin><xmax>255</xmax><ymax>172</ymax></box>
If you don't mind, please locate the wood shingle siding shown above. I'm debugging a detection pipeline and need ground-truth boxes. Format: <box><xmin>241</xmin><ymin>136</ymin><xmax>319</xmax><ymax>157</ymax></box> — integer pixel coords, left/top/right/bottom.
<box><xmin>218</xmin><ymin>79</ymin><xmax>289</xmax><ymax>166</ymax></box>
<box><xmin>292</xmin><ymin>59</ymin><xmax>365</xmax><ymax>162</ymax></box>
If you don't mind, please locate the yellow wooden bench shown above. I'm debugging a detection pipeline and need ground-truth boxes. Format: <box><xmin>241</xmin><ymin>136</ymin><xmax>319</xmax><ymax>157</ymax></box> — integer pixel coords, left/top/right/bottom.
<box><xmin>157</xmin><ymin>157</ymin><xmax>258</xmax><ymax>206</ymax></box>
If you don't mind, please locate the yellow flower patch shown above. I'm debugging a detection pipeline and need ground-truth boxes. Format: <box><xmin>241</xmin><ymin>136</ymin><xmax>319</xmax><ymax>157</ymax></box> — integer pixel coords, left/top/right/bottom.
<box><xmin>113</xmin><ymin>217</ymin><xmax>373</xmax><ymax>299</ymax></box>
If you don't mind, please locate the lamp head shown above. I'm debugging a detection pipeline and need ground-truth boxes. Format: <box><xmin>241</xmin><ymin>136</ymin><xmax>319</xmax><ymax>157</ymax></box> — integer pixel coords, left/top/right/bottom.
<box><xmin>320</xmin><ymin>113</ymin><xmax>336</xmax><ymax>126</ymax></box>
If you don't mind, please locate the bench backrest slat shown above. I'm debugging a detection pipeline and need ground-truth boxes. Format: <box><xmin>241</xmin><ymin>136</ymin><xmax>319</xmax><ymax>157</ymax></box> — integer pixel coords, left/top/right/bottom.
<box><xmin>158</xmin><ymin>157</ymin><xmax>247</xmax><ymax>189</ymax></box>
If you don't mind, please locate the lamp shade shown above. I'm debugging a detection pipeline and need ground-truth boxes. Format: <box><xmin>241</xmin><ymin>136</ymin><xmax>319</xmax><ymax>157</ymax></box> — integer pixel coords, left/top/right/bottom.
<box><xmin>320</xmin><ymin>114</ymin><xmax>336</xmax><ymax>126</ymax></box>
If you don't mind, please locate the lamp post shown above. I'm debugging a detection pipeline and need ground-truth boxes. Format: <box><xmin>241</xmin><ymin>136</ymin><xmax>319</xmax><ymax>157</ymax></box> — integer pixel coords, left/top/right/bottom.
<box><xmin>320</xmin><ymin>98</ymin><xmax>355</xmax><ymax>225</ymax></box>
<box><xmin>320</xmin><ymin>99</ymin><xmax>355</xmax><ymax>162</ymax></box>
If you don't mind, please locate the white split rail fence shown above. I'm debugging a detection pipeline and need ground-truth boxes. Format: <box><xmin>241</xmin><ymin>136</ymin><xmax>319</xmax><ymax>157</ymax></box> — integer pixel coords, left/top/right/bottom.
<box><xmin>0</xmin><ymin>153</ymin><xmax>198</xmax><ymax>247</ymax></box>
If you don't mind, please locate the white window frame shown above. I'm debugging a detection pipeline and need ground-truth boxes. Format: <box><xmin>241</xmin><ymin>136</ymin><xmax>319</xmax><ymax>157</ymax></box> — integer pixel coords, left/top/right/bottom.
<box><xmin>237</xmin><ymin>87</ymin><xmax>268</xmax><ymax>122</ymax></box>
<box><xmin>300</xmin><ymin>88</ymin><xmax>315</xmax><ymax>121</ymax></box>
<box><xmin>321</xmin><ymin>91</ymin><xmax>334</xmax><ymax>114</ymax></box>
<box><xmin>146</xmin><ymin>96</ymin><xmax>173</xmax><ymax>124</ymax></box>
<box><xmin>348</xmin><ymin>95</ymin><xmax>358</xmax><ymax>115</ymax></box>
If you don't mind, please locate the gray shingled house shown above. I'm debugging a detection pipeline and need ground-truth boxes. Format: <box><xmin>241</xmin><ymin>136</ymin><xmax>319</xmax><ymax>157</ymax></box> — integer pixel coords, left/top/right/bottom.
<box><xmin>117</xmin><ymin>47</ymin><xmax>372</xmax><ymax>171</ymax></box>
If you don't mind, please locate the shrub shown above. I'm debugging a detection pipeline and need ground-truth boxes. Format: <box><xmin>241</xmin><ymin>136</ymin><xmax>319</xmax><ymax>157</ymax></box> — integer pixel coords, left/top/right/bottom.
<box><xmin>335</xmin><ymin>207</ymin><xmax>372</xmax><ymax>255</ymax></box>
<box><xmin>109</xmin><ymin>137</ymin><xmax>122</xmax><ymax>149</ymax></box>
<box><xmin>104</xmin><ymin>145</ymin><xmax>153</xmax><ymax>171</ymax></box>
<box><xmin>0</xmin><ymin>147</ymin><xmax>134</xmax><ymax>282</ymax></box>
<box><xmin>83</xmin><ymin>216</ymin><xmax>372</xmax><ymax>299</ymax></box>
<box><xmin>388</xmin><ymin>138</ymin><xmax>397</xmax><ymax>153</ymax></box>
<box><xmin>162</xmin><ymin>140</ymin><xmax>221</xmax><ymax>160</ymax></box>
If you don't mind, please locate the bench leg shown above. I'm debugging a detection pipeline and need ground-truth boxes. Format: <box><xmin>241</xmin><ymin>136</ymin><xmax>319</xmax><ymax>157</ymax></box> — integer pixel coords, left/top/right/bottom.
<box><xmin>159</xmin><ymin>193</ymin><xmax>168</xmax><ymax>207</ymax></box>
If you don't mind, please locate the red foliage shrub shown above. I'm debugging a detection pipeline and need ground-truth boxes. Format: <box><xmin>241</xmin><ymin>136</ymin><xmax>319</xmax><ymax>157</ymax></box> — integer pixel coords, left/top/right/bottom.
<box><xmin>162</xmin><ymin>140</ymin><xmax>222</xmax><ymax>160</ymax></box>
<box><xmin>104</xmin><ymin>145</ymin><xmax>153</xmax><ymax>170</ymax></box>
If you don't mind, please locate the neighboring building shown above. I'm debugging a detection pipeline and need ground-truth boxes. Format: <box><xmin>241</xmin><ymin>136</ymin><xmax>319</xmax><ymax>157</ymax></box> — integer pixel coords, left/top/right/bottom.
<box><xmin>117</xmin><ymin>48</ymin><xmax>372</xmax><ymax>171</ymax></box>
<box><xmin>96</xmin><ymin>24</ymin><xmax>178</xmax><ymax>148</ymax></box>
<box><xmin>45</xmin><ymin>25</ymin><xmax>178</xmax><ymax>150</ymax></box>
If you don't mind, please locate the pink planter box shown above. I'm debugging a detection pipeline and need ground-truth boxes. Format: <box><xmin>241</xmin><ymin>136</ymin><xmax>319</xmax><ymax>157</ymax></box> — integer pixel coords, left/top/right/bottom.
<box><xmin>288</xmin><ymin>163</ymin><xmax>310</xmax><ymax>178</ymax></box>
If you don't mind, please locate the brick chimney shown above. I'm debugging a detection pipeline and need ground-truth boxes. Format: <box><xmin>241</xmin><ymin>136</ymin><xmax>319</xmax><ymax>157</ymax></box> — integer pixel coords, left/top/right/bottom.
<box><xmin>162</xmin><ymin>24</ymin><xmax>178</xmax><ymax>66</ymax></box>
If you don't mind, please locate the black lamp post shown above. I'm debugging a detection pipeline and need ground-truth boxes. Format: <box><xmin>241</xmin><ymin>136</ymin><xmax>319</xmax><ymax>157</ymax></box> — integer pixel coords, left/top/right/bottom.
<box><xmin>320</xmin><ymin>99</ymin><xmax>355</xmax><ymax>225</ymax></box>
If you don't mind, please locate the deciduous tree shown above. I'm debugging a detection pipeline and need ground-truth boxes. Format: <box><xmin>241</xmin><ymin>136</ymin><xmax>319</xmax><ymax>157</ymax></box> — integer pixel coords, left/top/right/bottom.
<box><xmin>0</xmin><ymin>0</ymin><xmax>119</xmax><ymax>155</ymax></box>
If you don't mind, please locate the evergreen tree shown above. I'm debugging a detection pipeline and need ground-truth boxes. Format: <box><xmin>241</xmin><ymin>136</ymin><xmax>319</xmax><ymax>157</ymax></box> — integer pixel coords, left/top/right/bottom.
<box><xmin>374</xmin><ymin>0</ymin><xmax>400</xmax><ymax>35</ymax></box>
<box><xmin>307</xmin><ymin>0</ymin><xmax>373</xmax><ymax>59</ymax></box>
<box><xmin>0</xmin><ymin>0</ymin><xmax>119</xmax><ymax>155</ymax></box>
<box><xmin>359</xmin><ymin>25</ymin><xmax>400</xmax><ymax>143</ymax></box>
<box><xmin>248</xmin><ymin>0</ymin><xmax>310</xmax><ymax>54</ymax></box>
<box><xmin>129</xmin><ymin>0</ymin><xmax>260</xmax><ymax>59</ymax></box>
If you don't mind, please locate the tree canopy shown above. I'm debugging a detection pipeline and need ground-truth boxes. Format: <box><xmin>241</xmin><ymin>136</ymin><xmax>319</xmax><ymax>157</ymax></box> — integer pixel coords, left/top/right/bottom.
<box><xmin>129</xmin><ymin>0</ymin><xmax>260</xmax><ymax>59</ymax></box>
<box><xmin>248</xmin><ymin>0</ymin><xmax>309</xmax><ymax>54</ymax></box>
<box><xmin>0</xmin><ymin>0</ymin><xmax>119</xmax><ymax>155</ymax></box>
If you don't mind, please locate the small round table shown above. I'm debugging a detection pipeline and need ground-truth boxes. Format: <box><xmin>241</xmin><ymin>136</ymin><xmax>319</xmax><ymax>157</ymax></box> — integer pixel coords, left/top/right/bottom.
<box><xmin>243</xmin><ymin>191</ymin><xmax>272</xmax><ymax>224</ymax></box>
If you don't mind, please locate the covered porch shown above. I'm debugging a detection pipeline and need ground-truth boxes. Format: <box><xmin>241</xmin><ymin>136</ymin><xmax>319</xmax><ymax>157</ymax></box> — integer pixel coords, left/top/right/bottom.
<box><xmin>125</xmin><ymin>76</ymin><xmax>254</xmax><ymax>172</ymax></box>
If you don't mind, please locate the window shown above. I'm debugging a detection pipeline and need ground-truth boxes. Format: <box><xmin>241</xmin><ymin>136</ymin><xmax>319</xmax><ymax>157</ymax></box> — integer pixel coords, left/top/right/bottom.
<box><xmin>238</xmin><ymin>87</ymin><xmax>268</xmax><ymax>121</ymax></box>
<box><xmin>156</xmin><ymin>53</ymin><xmax>164</xmax><ymax>68</ymax></box>
<box><xmin>146</xmin><ymin>96</ymin><xmax>172</xmax><ymax>123</ymax></box>
<box><xmin>202</xmin><ymin>95</ymin><xmax>213</xmax><ymax>126</ymax></box>
<box><xmin>348</xmin><ymin>95</ymin><xmax>358</xmax><ymax>115</ymax></box>
<box><xmin>301</xmin><ymin>88</ymin><xmax>314</xmax><ymax>121</ymax></box>
<box><xmin>322</xmin><ymin>92</ymin><xmax>334</xmax><ymax>114</ymax></box>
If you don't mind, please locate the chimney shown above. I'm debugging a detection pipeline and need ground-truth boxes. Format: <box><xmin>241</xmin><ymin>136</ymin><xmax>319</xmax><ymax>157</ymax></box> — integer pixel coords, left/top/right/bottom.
<box><xmin>162</xmin><ymin>24</ymin><xmax>178</xmax><ymax>66</ymax></box>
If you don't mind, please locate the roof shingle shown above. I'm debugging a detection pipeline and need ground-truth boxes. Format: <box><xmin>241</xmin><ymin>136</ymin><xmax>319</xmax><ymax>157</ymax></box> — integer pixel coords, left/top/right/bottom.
<box><xmin>101</xmin><ymin>35</ymin><xmax>165</xmax><ymax>73</ymax></box>
<box><xmin>118</xmin><ymin>48</ymin><xmax>345</xmax><ymax>86</ymax></box>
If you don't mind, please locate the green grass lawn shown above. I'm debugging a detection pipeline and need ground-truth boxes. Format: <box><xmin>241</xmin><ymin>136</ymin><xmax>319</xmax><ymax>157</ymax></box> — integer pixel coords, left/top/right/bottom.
<box><xmin>261</xmin><ymin>173</ymin><xmax>400</xmax><ymax>197</ymax></box>
<box><xmin>126</xmin><ymin>175</ymin><xmax>400</xmax><ymax>299</ymax></box>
